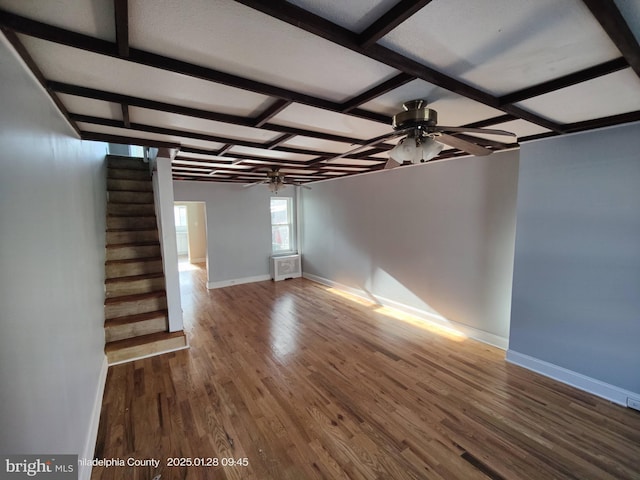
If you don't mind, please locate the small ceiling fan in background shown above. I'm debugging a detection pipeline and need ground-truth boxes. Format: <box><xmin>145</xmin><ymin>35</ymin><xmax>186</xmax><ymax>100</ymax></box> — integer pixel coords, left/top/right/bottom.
<box><xmin>329</xmin><ymin>99</ymin><xmax>517</xmax><ymax>169</ymax></box>
<box><xmin>243</xmin><ymin>167</ymin><xmax>311</xmax><ymax>194</ymax></box>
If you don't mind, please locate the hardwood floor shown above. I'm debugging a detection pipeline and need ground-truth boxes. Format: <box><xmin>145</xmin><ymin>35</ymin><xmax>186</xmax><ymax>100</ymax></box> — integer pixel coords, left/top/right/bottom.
<box><xmin>92</xmin><ymin>265</ymin><xmax>640</xmax><ymax>480</ymax></box>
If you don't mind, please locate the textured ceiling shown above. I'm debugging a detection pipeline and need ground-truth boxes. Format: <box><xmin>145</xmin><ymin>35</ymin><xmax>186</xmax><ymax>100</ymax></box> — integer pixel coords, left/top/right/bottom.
<box><xmin>0</xmin><ymin>0</ymin><xmax>639</xmax><ymax>185</ymax></box>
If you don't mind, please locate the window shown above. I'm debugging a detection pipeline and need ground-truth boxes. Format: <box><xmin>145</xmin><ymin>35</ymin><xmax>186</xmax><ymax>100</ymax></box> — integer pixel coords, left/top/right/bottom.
<box><xmin>174</xmin><ymin>205</ymin><xmax>187</xmax><ymax>228</ymax></box>
<box><xmin>270</xmin><ymin>197</ymin><xmax>294</xmax><ymax>253</ymax></box>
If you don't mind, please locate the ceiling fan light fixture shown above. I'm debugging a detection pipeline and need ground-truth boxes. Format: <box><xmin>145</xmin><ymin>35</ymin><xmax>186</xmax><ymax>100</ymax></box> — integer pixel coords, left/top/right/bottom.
<box><xmin>419</xmin><ymin>137</ymin><xmax>444</xmax><ymax>162</ymax></box>
<box><xmin>389</xmin><ymin>136</ymin><xmax>443</xmax><ymax>165</ymax></box>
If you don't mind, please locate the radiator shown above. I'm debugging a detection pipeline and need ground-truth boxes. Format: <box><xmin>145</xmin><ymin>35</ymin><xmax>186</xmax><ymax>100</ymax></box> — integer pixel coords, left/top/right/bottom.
<box><xmin>270</xmin><ymin>254</ymin><xmax>301</xmax><ymax>281</ymax></box>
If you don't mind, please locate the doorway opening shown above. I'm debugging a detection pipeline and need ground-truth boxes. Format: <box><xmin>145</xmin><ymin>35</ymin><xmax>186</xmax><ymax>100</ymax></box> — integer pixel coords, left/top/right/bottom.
<box><xmin>174</xmin><ymin>202</ymin><xmax>207</xmax><ymax>271</ymax></box>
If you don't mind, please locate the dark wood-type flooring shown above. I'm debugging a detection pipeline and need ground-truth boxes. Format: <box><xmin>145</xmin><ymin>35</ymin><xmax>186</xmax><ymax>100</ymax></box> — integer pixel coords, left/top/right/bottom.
<box><xmin>92</xmin><ymin>264</ymin><xmax>640</xmax><ymax>479</ymax></box>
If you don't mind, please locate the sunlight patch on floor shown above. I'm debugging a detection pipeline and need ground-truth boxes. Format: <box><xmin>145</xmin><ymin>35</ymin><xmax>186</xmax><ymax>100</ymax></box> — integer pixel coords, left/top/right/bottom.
<box><xmin>325</xmin><ymin>287</ymin><xmax>377</xmax><ymax>307</ymax></box>
<box><xmin>373</xmin><ymin>306</ymin><xmax>467</xmax><ymax>342</ymax></box>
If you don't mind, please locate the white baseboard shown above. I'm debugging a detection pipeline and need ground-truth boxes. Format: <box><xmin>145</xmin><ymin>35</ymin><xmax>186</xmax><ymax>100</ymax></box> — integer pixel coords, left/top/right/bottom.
<box><xmin>303</xmin><ymin>273</ymin><xmax>508</xmax><ymax>350</ymax></box>
<box><xmin>506</xmin><ymin>350</ymin><xmax>640</xmax><ymax>407</ymax></box>
<box><xmin>79</xmin><ymin>355</ymin><xmax>108</xmax><ymax>480</ymax></box>
<box><xmin>207</xmin><ymin>274</ymin><xmax>271</xmax><ymax>290</ymax></box>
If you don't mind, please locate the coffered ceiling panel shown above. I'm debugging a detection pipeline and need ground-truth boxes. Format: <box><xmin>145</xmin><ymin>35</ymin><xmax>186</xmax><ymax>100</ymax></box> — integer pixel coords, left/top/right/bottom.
<box><xmin>77</xmin><ymin>123</ymin><xmax>226</xmax><ymax>151</ymax></box>
<box><xmin>129</xmin><ymin>0</ymin><xmax>398</xmax><ymax>103</ymax></box>
<box><xmin>0</xmin><ymin>0</ymin><xmax>115</xmax><ymax>40</ymax></box>
<box><xmin>129</xmin><ymin>108</ymin><xmax>280</xmax><ymax>143</ymax></box>
<box><xmin>359</xmin><ymin>79</ymin><xmax>505</xmax><ymax>125</ymax></box>
<box><xmin>58</xmin><ymin>94</ymin><xmax>122</xmax><ymax>121</ymax></box>
<box><xmin>272</xmin><ymin>103</ymin><xmax>392</xmax><ymax>140</ymax></box>
<box><xmin>228</xmin><ymin>146</ymin><xmax>316</xmax><ymax>163</ymax></box>
<box><xmin>280</xmin><ymin>137</ymin><xmax>355</xmax><ymax>154</ymax></box>
<box><xmin>516</xmin><ymin>68</ymin><xmax>640</xmax><ymax>124</ymax></box>
<box><xmin>286</xmin><ymin>0</ymin><xmax>398</xmax><ymax>33</ymax></box>
<box><xmin>379</xmin><ymin>0</ymin><xmax>621</xmax><ymax>95</ymax></box>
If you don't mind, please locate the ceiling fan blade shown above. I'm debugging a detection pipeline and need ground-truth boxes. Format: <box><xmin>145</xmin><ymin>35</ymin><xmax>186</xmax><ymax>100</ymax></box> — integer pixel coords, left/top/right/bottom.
<box><xmin>323</xmin><ymin>129</ymin><xmax>410</xmax><ymax>163</ymax></box>
<box><xmin>243</xmin><ymin>180</ymin><xmax>267</xmax><ymax>188</ymax></box>
<box><xmin>384</xmin><ymin>158</ymin><xmax>401</xmax><ymax>169</ymax></box>
<box><xmin>437</xmin><ymin>126</ymin><xmax>516</xmax><ymax>137</ymax></box>
<box><xmin>288</xmin><ymin>182</ymin><xmax>312</xmax><ymax>189</ymax></box>
<box><xmin>437</xmin><ymin>133</ymin><xmax>492</xmax><ymax>156</ymax></box>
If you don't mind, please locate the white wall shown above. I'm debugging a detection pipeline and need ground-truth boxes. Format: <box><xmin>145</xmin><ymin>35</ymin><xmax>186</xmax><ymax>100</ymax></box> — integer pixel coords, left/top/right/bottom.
<box><xmin>301</xmin><ymin>150</ymin><xmax>519</xmax><ymax>346</ymax></box>
<box><xmin>0</xmin><ymin>35</ymin><xmax>108</xmax><ymax>463</ymax></box>
<box><xmin>173</xmin><ymin>181</ymin><xmax>292</xmax><ymax>287</ymax></box>
<box><xmin>509</xmin><ymin>123</ymin><xmax>640</xmax><ymax>402</ymax></box>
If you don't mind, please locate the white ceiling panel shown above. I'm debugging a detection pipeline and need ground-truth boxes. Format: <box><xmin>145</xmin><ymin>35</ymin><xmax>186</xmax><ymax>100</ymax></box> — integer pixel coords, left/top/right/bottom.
<box><xmin>228</xmin><ymin>146</ymin><xmax>316</xmax><ymax>162</ymax></box>
<box><xmin>129</xmin><ymin>107</ymin><xmax>280</xmax><ymax>143</ymax></box>
<box><xmin>359</xmin><ymin>79</ymin><xmax>505</xmax><ymax>125</ymax></box>
<box><xmin>281</xmin><ymin>137</ymin><xmax>354</xmax><ymax>154</ymax></box>
<box><xmin>58</xmin><ymin>94</ymin><xmax>121</xmax><ymax>120</ymax></box>
<box><xmin>129</xmin><ymin>0</ymin><xmax>398</xmax><ymax>103</ymax></box>
<box><xmin>0</xmin><ymin>0</ymin><xmax>115</xmax><ymax>41</ymax></box>
<box><xmin>76</xmin><ymin>123</ymin><xmax>225</xmax><ymax>151</ymax></box>
<box><xmin>379</xmin><ymin>0</ymin><xmax>621</xmax><ymax>95</ymax></box>
<box><xmin>272</xmin><ymin>104</ymin><xmax>391</xmax><ymax>140</ymax></box>
<box><xmin>286</xmin><ymin>0</ymin><xmax>399</xmax><ymax>33</ymax></box>
<box><xmin>516</xmin><ymin>69</ymin><xmax>640</xmax><ymax>124</ymax></box>
<box><xmin>172</xmin><ymin>160</ymin><xmax>247</xmax><ymax>169</ymax></box>
<box><xmin>18</xmin><ymin>36</ymin><xmax>272</xmax><ymax>116</ymax></box>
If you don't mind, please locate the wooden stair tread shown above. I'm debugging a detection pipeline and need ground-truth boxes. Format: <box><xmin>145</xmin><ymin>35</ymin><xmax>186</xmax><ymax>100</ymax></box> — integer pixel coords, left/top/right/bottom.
<box><xmin>104</xmin><ymin>310</ymin><xmax>168</xmax><ymax>327</ymax></box>
<box><xmin>104</xmin><ymin>289</ymin><xmax>166</xmax><ymax>305</ymax></box>
<box><xmin>105</xmin><ymin>331</ymin><xmax>186</xmax><ymax>352</ymax></box>
<box><xmin>105</xmin><ymin>256</ymin><xmax>162</xmax><ymax>265</ymax></box>
<box><xmin>106</xmin><ymin>241</ymin><xmax>160</xmax><ymax>248</ymax></box>
<box><xmin>107</xmin><ymin>213</ymin><xmax>156</xmax><ymax>218</ymax></box>
<box><xmin>105</xmin><ymin>272</ymin><xmax>164</xmax><ymax>283</ymax></box>
<box><xmin>107</xmin><ymin>189</ymin><xmax>154</xmax><ymax>194</ymax></box>
<box><xmin>106</xmin><ymin>227</ymin><xmax>158</xmax><ymax>232</ymax></box>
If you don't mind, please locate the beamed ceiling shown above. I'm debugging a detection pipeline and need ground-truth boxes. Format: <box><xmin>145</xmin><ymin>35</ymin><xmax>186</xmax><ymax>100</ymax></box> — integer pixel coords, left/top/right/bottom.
<box><xmin>1</xmin><ymin>0</ymin><xmax>639</xmax><ymax>185</ymax></box>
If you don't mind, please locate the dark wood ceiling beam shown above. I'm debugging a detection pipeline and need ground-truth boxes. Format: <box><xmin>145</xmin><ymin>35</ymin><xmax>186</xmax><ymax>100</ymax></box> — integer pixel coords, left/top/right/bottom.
<box><xmin>265</xmin><ymin>133</ymin><xmax>295</xmax><ymax>149</ymax></box>
<box><xmin>358</xmin><ymin>0</ymin><xmax>433</xmax><ymax>48</ymax></box>
<box><xmin>216</xmin><ymin>144</ymin><xmax>233</xmax><ymax>156</ymax></box>
<box><xmin>340</xmin><ymin>72</ymin><xmax>414</xmax><ymax>112</ymax></box>
<box><xmin>81</xmin><ymin>131</ymin><xmax>180</xmax><ymax>149</ymax></box>
<box><xmin>499</xmin><ymin>57</ymin><xmax>630</xmax><ymax>105</ymax></box>
<box><xmin>561</xmin><ymin>110</ymin><xmax>640</xmax><ymax>133</ymax></box>
<box><xmin>114</xmin><ymin>0</ymin><xmax>129</xmax><ymax>57</ymax></box>
<box><xmin>253</xmin><ymin>99</ymin><xmax>291</xmax><ymax>127</ymax></box>
<box><xmin>70</xmin><ymin>113</ymin><xmax>268</xmax><ymax>148</ymax></box>
<box><xmin>234</xmin><ymin>0</ymin><xmax>564</xmax><ymax>133</ymax></box>
<box><xmin>49</xmin><ymin>81</ymin><xmax>375</xmax><ymax>144</ymax></box>
<box><xmin>120</xmin><ymin>103</ymin><xmax>130</xmax><ymax>128</ymax></box>
<box><xmin>582</xmin><ymin>0</ymin><xmax>640</xmax><ymax>78</ymax></box>
<box><xmin>0</xmin><ymin>27</ymin><xmax>81</xmax><ymax>136</ymax></box>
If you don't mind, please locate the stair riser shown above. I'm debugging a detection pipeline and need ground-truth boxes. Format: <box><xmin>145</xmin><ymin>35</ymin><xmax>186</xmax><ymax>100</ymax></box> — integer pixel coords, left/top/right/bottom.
<box><xmin>105</xmin><ymin>317</ymin><xmax>167</xmax><ymax>342</ymax></box>
<box><xmin>106</xmin><ymin>334</ymin><xmax>187</xmax><ymax>364</ymax></box>
<box><xmin>108</xmin><ymin>191</ymin><xmax>154</xmax><ymax>204</ymax></box>
<box><xmin>107</xmin><ymin>216</ymin><xmax>157</xmax><ymax>230</ymax></box>
<box><xmin>108</xmin><ymin>168</ymin><xmax>151</xmax><ymax>181</ymax></box>
<box><xmin>107</xmin><ymin>203</ymin><xmax>156</xmax><ymax>216</ymax></box>
<box><xmin>106</xmin><ymin>244</ymin><xmax>161</xmax><ymax>261</ymax></box>
<box><xmin>107</xmin><ymin>179</ymin><xmax>153</xmax><ymax>192</ymax></box>
<box><xmin>106</xmin><ymin>277</ymin><xmax>165</xmax><ymax>298</ymax></box>
<box><xmin>105</xmin><ymin>295</ymin><xmax>167</xmax><ymax>320</ymax></box>
<box><xmin>107</xmin><ymin>230</ymin><xmax>159</xmax><ymax>244</ymax></box>
<box><xmin>107</xmin><ymin>157</ymin><xmax>148</xmax><ymax>170</ymax></box>
<box><xmin>106</xmin><ymin>260</ymin><xmax>163</xmax><ymax>279</ymax></box>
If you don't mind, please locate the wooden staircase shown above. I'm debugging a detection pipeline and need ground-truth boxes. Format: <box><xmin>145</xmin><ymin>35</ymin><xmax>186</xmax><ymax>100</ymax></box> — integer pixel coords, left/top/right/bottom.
<box><xmin>104</xmin><ymin>156</ymin><xmax>187</xmax><ymax>364</ymax></box>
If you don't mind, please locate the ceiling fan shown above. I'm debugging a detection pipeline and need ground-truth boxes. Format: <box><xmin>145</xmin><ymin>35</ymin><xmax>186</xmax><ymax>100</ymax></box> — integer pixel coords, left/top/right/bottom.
<box><xmin>243</xmin><ymin>167</ymin><xmax>311</xmax><ymax>194</ymax></box>
<box><xmin>329</xmin><ymin>99</ymin><xmax>517</xmax><ymax>168</ymax></box>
